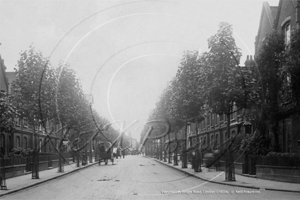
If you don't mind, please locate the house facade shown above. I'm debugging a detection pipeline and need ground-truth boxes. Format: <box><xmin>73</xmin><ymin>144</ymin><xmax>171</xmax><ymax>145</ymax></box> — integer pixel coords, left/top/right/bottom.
<box><xmin>255</xmin><ymin>0</ymin><xmax>300</xmax><ymax>153</ymax></box>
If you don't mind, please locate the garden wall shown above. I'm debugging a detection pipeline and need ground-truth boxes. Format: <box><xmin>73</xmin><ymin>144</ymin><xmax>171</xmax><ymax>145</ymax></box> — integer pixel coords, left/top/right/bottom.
<box><xmin>256</xmin><ymin>165</ymin><xmax>300</xmax><ymax>183</ymax></box>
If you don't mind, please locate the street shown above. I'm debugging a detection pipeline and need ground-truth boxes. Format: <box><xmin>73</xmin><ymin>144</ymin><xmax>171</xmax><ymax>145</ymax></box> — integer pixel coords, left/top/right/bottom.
<box><xmin>2</xmin><ymin>156</ymin><xmax>299</xmax><ymax>200</ymax></box>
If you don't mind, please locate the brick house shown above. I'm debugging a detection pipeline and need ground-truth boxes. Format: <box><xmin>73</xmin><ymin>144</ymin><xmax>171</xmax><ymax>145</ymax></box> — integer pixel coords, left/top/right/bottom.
<box><xmin>255</xmin><ymin>0</ymin><xmax>300</xmax><ymax>153</ymax></box>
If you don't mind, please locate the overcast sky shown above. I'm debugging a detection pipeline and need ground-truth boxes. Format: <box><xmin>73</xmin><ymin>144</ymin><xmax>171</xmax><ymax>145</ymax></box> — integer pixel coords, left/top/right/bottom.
<box><xmin>0</xmin><ymin>0</ymin><xmax>279</xmax><ymax>140</ymax></box>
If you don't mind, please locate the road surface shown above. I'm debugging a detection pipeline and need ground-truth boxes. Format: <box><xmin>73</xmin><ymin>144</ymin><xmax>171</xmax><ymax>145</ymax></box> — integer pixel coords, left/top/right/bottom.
<box><xmin>3</xmin><ymin>156</ymin><xmax>299</xmax><ymax>200</ymax></box>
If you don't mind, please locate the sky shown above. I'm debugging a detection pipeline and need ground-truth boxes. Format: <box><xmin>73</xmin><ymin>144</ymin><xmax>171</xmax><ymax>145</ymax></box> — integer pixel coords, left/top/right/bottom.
<box><xmin>0</xmin><ymin>0</ymin><xmax>279</xmax><ymax>141</ymax></box>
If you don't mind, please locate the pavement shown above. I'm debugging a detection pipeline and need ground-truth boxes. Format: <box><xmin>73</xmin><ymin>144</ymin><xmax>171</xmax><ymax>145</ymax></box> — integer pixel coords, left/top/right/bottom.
<box><xmin>0</xmin><ymin>160</ymin><xmax>98</xmax><ymax>198</ymax></box>
<box><xmin>150</xmin><ymin>156</ymin><xmax>300</xmax><ymax>193</ymax></box>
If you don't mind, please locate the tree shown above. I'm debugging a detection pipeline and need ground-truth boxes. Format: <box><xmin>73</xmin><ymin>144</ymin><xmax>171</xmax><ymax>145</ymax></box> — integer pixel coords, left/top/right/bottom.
<box><xmin>255</xmin><ymin>31</ymin><xmax>286</xmax><ymax>152</ymax></box>
<box><xmin>200</xmin><ymin>22</ymin><xmax>245</xmax><ymax>181</ymax></box>
<box><xmin>283</xmin><ymin>28</ymin><xmax>300</xmax><ymax>111</ymax></box>
<box><xmin>0</xmin><ymin>91</ymin><xmax>15</xmax><ymax>155</ymax></box>
<box><xmin>11</xmin><ymin>46</ymin><xmax>56</xmax><ymax>132</ymax></box>
<box><xmin>0</xmin><ymin>91</ymin><xmax>15</xmax><ymax>134</ymax></box>
<box><xmin>171</xmin><ymin>51</ymin><xmax>205</xmax><ymax>124</ymax></box>
<box><xmin>11</xmin><ymin>46</ymin><xmax>57</xmax><ymax>178</ymax></box>
<box><xmin>55</xmin><ymin>64</ymin><xmax>97</xmax><ymax>133</ymax></box>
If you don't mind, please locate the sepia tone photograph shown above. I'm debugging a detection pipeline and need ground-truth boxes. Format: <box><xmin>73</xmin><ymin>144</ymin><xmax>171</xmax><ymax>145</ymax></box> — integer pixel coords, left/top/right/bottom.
<box><xmin>0</xmin><ymin>0</ymin><xmax>300</xmax><ymax>199</ymax></box>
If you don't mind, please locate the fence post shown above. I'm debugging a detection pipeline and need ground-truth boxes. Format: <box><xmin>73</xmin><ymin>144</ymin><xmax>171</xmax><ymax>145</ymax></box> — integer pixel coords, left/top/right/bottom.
<box><xmin>0</xmin><ymin>154</ymin><xmax>7</xmax><ymax>190</ymax></box>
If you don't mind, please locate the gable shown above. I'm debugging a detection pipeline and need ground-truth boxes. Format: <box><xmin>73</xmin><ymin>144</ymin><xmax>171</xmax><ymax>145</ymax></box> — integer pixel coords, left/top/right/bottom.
<box><xmin>274</xmin><ymin>0</ymin><xmax>297</xmax><ymax>31</ymax></box>
<box><xmin>255</xmin><ymin>2</ymin><xmax>277</xmax><ymax>54</ymax></box>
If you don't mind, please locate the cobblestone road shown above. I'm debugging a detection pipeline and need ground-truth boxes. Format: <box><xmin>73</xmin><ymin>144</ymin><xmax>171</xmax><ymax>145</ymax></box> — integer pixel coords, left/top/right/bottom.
<box><xmin>3</xmin><ymin>156</ymin><xmax>300</xmax><ymax>200</ymax></box>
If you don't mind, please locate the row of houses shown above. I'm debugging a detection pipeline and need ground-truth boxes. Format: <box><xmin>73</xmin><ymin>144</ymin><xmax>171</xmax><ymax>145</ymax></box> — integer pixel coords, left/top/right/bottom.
<box><xmin>164</xmin><ymin>0</ymin><xmax>300</xmax><ymax>155</ymax></box>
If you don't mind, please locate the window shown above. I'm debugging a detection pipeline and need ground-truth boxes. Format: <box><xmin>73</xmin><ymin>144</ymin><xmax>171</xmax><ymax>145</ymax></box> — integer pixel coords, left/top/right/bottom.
<box><xmin>210</xmin><ymin>134</ymin><xmax>215</xmax><ymax>148</ymax></box>
<box><xmin>23</xmin><ymin>118</ymin><xmax>28</xmax><ymax>128</ymax></box>
<box><xmin>223</xmin><ymin>131</ymin><xmax>226</xmax><ymax>144</ymax></box>
<box><xmin>215</xmin><ymin>133</ymin><xmax>220</xmax><ymax>149</ymax></box>
<box><xmin>203</xmin><ymin>135</ymin><xmax>207</xmax><ymax>147</ymax></box>
<box><xmin>191</xmin><ymin>137</ymin><xmax>196</xmax><ymax>147</ymax></box>
<box><xmin>39</xmin><ymin>139</ymin><xmax>43</xmax><ymax>152</ymax></box>
<box><xmin>16</xmin><ymin>136</ymin><xmax>21</xmax><ymax>148</ymax></box>
<box><xmin>283</xmin><ymin>22</ymin><xmax>291</xmax><ymax>45</ymax></box>
<box><xmin>281</xmin><ymin>17</ymin><xmax>291</xmax><ymax>46</ymax></box>
<box><xmin>44</xmin><ymin>139</ymin><xmax>47</xmax><ymax>152</ymax></box>
<box><xmin>23</xmin><ymin>137</ymin><xmax>28</xmax><ymax>149</ymax></box>
<box><xmin>207</xmin><ymin>114</ymin><xmax>210</xmax><ymax>126</ymax></box>
<box><xmin>245</xmin><ymin>124</ymin><xmax>252</xmax><ymax>134</ymax></box>
<box><xmin>200</xmin><ymin>136</ymin><xmax>203</xmax><ymax>146</ymax></box>
<box><xmin>220</xmin><ymin>114</ymin><xmax>224</xmax><ymax>121</ymax></box>
<box><xmin>187</xmin><ymin>125</ymin><xmax>191</xmax><ymax>136</ymax></box>
<box><xmin>39</xmin><ymin>124</ymin><xmax>43</xmax><ymax>133</ymax></box>
<box><xmin>15</xmin><ymin>117</ymin><xmax>21</xmax><ymax>126</ymax></box>
<box><xmin>8</xmin><ymin>136</ymin><xmax>12</xmax><ymax>152</ymax></box>
<box><xmin>286</xmin><ymin>124</ymin><xmax>292</xmax><ymax>153</ymax></box>
<box><xmin>231</xmin><ymin>130</ymin><xmax>236</xmax><ymax>138</ymax></box>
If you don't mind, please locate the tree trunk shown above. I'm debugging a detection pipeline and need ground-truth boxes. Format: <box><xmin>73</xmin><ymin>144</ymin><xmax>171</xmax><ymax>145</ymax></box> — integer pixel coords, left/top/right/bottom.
<box><xmin>174</xmin><ymin>145</ymin><xmax>178</xmax><ymax>166</ymax></box>
<box><xmin>225</xmin><ymin>113</ymin><xmax>235</xmax><ymax>181</ymax></box>
<box><xmin>163</xmin><ymin>135</ymin><xmax>167</xmax><ymax>162</ymax></box>
<box><xmin>32</xmin><ymin>123</ymin><xmax>39</xmax><ymax>179</ymax></box>
<box><xmin>181</xmin><ymin>122</ymin><xmax>188</xmax><ymax>168</ymax></box>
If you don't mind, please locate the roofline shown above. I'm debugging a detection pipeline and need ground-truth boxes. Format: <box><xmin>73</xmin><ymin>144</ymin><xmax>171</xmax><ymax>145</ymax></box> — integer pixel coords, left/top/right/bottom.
<box><xmin>274</xmin><ymin>0</ymin><xmax>283</xmax><ymax>29</ymax></box>
<box><xmin>256</xmin><ymin>3</ymin><xmax>271</xmax><ymax>45</ymax></box>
